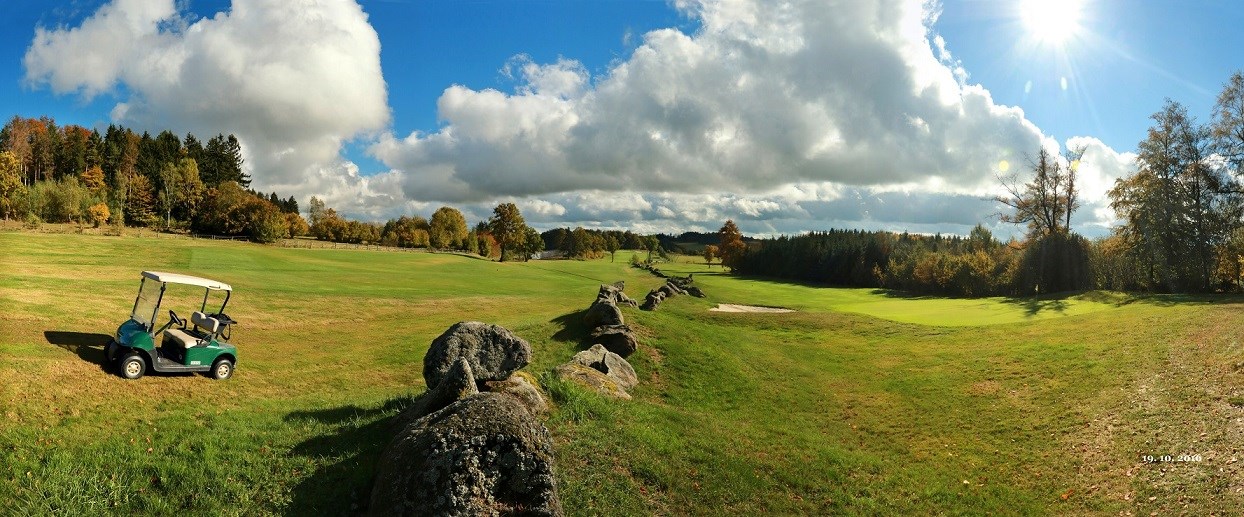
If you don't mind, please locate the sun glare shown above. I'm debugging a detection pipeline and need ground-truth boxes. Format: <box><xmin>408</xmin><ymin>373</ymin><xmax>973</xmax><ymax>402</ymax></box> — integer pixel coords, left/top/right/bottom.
<box><xmin>1020</xmin><ymin>0</ymin><xmax>1084</xmax><ymax>45</ymax></box>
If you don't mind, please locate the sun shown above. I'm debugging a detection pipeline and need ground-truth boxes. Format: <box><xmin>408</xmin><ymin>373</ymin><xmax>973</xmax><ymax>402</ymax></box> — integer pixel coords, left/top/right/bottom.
<box><xmin>1020</xmin><ymin>0</ymin><xmax>1085</xmax><ymax>45</ymax></box>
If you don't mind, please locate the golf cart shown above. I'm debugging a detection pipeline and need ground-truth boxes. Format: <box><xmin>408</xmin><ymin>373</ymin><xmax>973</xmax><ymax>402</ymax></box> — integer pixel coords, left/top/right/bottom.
<box><xmin>106</xmin><ymin>271</ymin><xmax>238</xmax><ymax>380</ymax></box>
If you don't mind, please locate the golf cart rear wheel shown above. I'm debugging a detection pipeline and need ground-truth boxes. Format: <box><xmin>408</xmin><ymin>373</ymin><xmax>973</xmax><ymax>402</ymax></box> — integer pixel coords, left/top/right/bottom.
<box><xmin>211</xmin><ymin>358</ymin><xmax>233</xmax><ymax>380</ymax></box>
<box><xmin>120</xmin><ymin>353</ymin><xmax>146</xmax><ymax>380</ymax></box>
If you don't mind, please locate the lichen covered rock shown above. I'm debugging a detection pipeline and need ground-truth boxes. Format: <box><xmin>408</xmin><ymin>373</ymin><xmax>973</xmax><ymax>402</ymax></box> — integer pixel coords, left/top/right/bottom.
<box><xmin>424</xmin><ymin>321</ymin><xmax>531</xmax><ymax>389</ymax></box>
<box><xmin>569</xmin><ymin>344</ymin><xmax>638</xmax><ymax>390</ymax></box>
<box><xmin>553</xmin><ymin>363</ymin><xmax>632</xmax><ymax>400</ymax></box>
<box><xmin>370</xmin><ymin>393</ymin><xmax>563</xmax><ymax>516</ymax></box>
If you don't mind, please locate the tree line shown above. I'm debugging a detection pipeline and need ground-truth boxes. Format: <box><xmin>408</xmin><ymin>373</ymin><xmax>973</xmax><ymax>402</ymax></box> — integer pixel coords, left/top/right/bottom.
<box><xmin>305</xmin><ymin>199</ymin><xmax>550</xmax><ymax>262</ymax></box>
<box><xmin>0</xmin><ymin>115</ymin><xmax>312</xmax><ymax>242</ymax></box>
<box><xmin>720</xmin><ymin>71</ymin><xmax>1244</xmax><ymax>295</ymax></box>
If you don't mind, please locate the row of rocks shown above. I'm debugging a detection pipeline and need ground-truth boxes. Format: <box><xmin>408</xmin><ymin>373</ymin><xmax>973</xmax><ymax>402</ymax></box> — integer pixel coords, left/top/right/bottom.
<box><xmin>634</xmin><ymin>262</ymin><xmax>668</xmax><ymax>278</ymax></box>
<box><xmin>581</xmin><ymin>282</ymin><xmax>639</xmax><ymax>357</ymax></box>
<box><xmin>371</xmin><ymin>322</ymin><xmax>562</xmax><ymax>516</ymax></box>
<box><xmin>553</xmin><ymin>282</ymin><xmax>644</xmax><ymax>399</ymax></box>
<box><xmin>642</xmin><ymin>274</ymin><xmax>706</xmax><ymax>311</ymax></box>
<box><xmin>371</xmin><ymin>278</ymin><xmax>671</xmax><ymax>513</ymax></box>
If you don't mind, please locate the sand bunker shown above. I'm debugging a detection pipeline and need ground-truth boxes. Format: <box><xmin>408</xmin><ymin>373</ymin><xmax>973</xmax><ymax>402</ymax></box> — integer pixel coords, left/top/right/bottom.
<box><xmin>709</xmin><ymin>304</ymin><xmax>795</xmax><ymax>313</ymax></box>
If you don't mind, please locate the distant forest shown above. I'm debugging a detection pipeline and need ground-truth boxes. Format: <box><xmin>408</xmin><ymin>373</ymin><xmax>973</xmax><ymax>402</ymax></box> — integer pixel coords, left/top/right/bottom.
<box><xmin>0</xmin><ymin>115</ymin><xmax>311</xmax><ymax>242</ymax></box>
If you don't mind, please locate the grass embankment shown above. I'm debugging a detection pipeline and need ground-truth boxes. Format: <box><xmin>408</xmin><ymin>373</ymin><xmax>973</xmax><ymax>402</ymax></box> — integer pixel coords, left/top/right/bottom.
<box><xmin>1</xmin><ymin>232</ymin><xmax>1242</xmax><ymax>515</ymax></box>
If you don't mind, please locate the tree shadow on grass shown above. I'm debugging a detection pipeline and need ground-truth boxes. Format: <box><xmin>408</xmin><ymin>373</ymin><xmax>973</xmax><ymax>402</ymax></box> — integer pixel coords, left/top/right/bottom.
<box><xmin>868</xmin><ymin>289</ymin><xmax>941</xmax><ymax>301</ymax></box>
<box><xmin>1000</xmin><ymin>296</ymin><xmax>1070</xmax><ymax>316</ymax></box>
<box><xmin>43</xmin><ymin>330</ymin><xmax>111</xmax><ymax>371</ymax></box>
<box><xmin>1129</xmin><ymin>293</ymin><xmax>1243</xmax><ymax>307</ymax></box>
<box><xmin>285</xmin><ymin>393</ymin><xmax>419</xmax><ymax>515</ymax></box>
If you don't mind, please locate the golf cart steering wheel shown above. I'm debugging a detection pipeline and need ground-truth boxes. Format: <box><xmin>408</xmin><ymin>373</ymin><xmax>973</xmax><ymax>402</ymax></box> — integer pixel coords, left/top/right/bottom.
<box><xmin>168</xmin><ymin>310</ymin><xmax>185</xmax><ymax>329</ymax></box>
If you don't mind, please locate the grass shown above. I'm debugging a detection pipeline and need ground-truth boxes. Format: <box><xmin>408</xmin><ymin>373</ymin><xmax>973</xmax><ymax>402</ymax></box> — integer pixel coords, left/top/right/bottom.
<box><xmin>2</xmin><ymin>231</ymin><xmax>1243</xmax><ymax>515</ymax></box>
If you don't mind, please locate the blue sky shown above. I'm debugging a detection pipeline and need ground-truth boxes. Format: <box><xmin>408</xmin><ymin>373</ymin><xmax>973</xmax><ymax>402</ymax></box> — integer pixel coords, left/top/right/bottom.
<box><xmin>2</xmin><ymin>0</ymin><xmax>1243</xmax><ymax>236</ymax></box>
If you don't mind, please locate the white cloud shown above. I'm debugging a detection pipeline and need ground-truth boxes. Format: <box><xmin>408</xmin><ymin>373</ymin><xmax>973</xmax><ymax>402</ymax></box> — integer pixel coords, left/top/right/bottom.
<box><xmin>24</xmin><ymin>0</ymin><xmax>389</xmax><ymax>196</ymax></box>
<box><xmin>1065</xmin><ymin>136</ymin><xmax>1137</xmax><ymax>230</ymax></box>
<box><xmin>372</xmin><ymin>0</ymin><xmax>1058</xmax><ymax>210</ymax></box>
<box><xmin>25</xmin><ymin>0</ymin><xmax>1137</xmax><ymax>238</ymax></box>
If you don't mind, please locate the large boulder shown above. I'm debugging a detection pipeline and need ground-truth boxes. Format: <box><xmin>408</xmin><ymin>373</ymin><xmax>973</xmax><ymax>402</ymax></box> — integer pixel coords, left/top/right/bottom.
<box><xmin>569</xmin><ymin>344</ymin><xmax>637</xmax><ymax>390</ymax></box>
<box><xmin>685</xmin><ymin>286</ymin><xmax>706</xmax><ymax>298</ymax></box>
<box><xmin>424</xmin><ymin>322</ymin><xmax>531</xmax><ymax>389</ymax></box>
<box><xmin>484</xmin><ymin>371</ymin><xmax>549</xmax><ymax>417</ymax></box>
<box><xmin>583</xmin><ymin>299</ymin><xmax>624</xmax><ymax>328</ymax></box>
<box><xmin>396</xmin><ymin>358</ymin><xmax>479</xmax><ymax>431</ymax></box>
<box><xmin>553</xmin><ymin>363</ymin><xmax>632</xmax><ymax>400</ymax></box>
<box><xmin>588</xmin><ymin>324</ymin><xmax>639</xmax><ymax>358</ymax></box>
<box><xmin>370</xmin><ymin>392</ymin><xmax>563</xmax><ymax>516</ymax></box>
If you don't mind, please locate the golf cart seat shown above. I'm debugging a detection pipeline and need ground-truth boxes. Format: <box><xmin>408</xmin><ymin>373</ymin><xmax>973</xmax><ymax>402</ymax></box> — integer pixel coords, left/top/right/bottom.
<box><xmin>191</xmin><ymin>311</ymin><xmax>221</xmax><ymax>337</ymax></box>
<box><xmin>164</xmin><ymin>328</ymin><xmax>200</xmax><ymax>349</ymax></box>
<box><xmin>165</xmin><ymin>312</ymin><xmax>220</xmax><ymax>350</ymax></box>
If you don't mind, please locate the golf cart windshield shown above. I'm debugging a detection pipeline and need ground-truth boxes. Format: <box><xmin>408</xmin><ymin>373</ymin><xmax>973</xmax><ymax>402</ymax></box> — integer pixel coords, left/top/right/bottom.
<box><xmin>131</xmin><ymin>277</ymin><xmax>162</xmax><ymax>329</ymax></box>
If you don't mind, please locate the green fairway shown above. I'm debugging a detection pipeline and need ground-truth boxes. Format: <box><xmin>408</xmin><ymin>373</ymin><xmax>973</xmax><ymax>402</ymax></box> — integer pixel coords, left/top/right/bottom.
<box><xmin>2</xmin><ymin>231</ymin><xmax>1242</xmax><ymax>515</ymax></box>
<box><xmin>656</xmin><ymin>258</ymin><xmax>1131</xmax><ymax>326</ymax></box>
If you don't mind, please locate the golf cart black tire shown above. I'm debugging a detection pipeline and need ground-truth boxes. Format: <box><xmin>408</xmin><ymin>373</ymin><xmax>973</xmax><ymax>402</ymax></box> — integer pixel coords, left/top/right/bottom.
<box><xmin>104</xmin><ymin>341</ymin><xmax>119</xmax><ymax>364</ymax></box>
<box><xmin>211</xmin><ymin>358</ymin><xmax>233</xmax><ymax>380</ymax></box>
<box><xmin>120</xmin><ymin>353</ymin><xmax>146</xmax><ymax>380</ymax></box>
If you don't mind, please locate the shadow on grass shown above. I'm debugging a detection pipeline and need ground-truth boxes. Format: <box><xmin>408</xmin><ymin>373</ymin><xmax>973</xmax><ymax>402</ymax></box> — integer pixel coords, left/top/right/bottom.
<box><xmin>551</xmin><ymin>310</ymin><xmax>593</xmax><ymax>350</ymax></box>
<box><xmin>867</xmin><ymin>289</ymin><xmax>940</xmax><ymax>301</ymax></box>
<box><xmin>999</xmin><ymin>296</ymin><xmax>1070</xmax><ymax>316</ymax></box>
<box><xmin>43</xmin><ymin>330</ymin><xmax>110</xmax><ymax>371</ymax></box>
<box><xmin>285</xmin><ymin>394</ymin><xmax>419</xmax><ymax>515</ymax></box>
<box><xmin>1128</xmin><ymin>292</ymin><xmax>1244</xmax><ymax>306</ymax></box>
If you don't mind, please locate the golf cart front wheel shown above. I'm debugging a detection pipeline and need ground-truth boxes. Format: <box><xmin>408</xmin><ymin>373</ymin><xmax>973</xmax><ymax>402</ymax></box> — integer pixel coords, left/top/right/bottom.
<box><xmin>120</xmin><ymin>354</ymin><xmax>146</xmax><ymax>380</ymax></box>
<box><xmin>211</xmin><ymin>359</ymin><xmax>233</xmax><ymax>380</ymax></box>
<box><xmin>104</xmin><ymin>341</ymin><xmax>119</xmax><ymax>363</ymax></box>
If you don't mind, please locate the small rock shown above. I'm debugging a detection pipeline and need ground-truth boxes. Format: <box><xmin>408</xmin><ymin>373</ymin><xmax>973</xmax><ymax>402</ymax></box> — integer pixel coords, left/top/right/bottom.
<box><xmin>423</xmin><ymin>322</ymin><xmax>531</xmax><ymax>389</ymax></box>
<box><xmin>554</xmin><ymin>363</ymin><xmax>632</xmax><ymax>400</ymax></box>
<box><xmin>570</xmin><ymin>344</ymin><xmax>638</xmax><ymax>390</ymax></box>
<box><xmin>615</xmin><ymin>290</ymin><xmax>638</xmax><ymax>307</ymax></box>
<box><xmin>641</xmin><ymin>290</ymin><xmax>665</xmax><ymax>311</ymax></box>
<box><xmin>588</xmin><ymin>324</ymin><xmax>640</xmax><ymax>358</ymax></box>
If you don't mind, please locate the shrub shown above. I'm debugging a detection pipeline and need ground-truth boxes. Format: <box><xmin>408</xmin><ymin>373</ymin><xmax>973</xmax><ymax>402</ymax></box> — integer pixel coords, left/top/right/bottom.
<box><xmin>247</xmin><ymin>201</ymin><xmax>287</xmax><ymax>244</ymax></box>
<box><xmin>87</xmin><ymin>203</ymin><xmax>110</xmax><ymax>228</ymax></box>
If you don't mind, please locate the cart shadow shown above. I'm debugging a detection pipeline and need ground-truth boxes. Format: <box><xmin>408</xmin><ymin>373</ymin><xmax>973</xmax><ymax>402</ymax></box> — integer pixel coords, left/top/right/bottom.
<box><xmin>44</xmin><ymin>330</ymin><xmax>112</xmax><ymax>372</ymax></box>
<box><xmin>284</xmin><ymin>394</ymin><xmax>419</xmax><ymax>515</ymax></box>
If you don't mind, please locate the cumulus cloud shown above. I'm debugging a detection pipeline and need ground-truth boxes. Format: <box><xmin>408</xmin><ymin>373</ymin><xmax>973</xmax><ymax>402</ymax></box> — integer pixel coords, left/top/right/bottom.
<box><xmin>25</xmin><ymin>0</ymin><xmax>1137</xmax><ymax>237</ymax></box>
<box><xmin>24</xmin><ymin>0</ymin><xmax>389</xmax><ymax>195</ymax></box>
<box><xmin>372</xmin><ymin>0</ymin><xmax>1053</xmax><ymax>207</ymax></box>
<box><xmin>366</xmin><ymin>0</ymin><xmax>1139</xmax><ymax>237</ymax></box>
<box><xmin>1065</xmin><ymin>136</ymin><xmax>1137</xmax><ymax>231</ymax></box>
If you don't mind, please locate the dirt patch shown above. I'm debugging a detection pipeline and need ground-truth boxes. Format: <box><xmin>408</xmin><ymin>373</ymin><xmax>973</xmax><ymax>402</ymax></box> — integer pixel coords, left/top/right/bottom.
<box><xmin>709</xmin><ymin>304</ymin><xmax>795</xmax><ymax>313</ymax></box>
<box><xmin>967</xmin><ymin>380</ymin><xmax>1001</xmax><ymax>396</ymax></box>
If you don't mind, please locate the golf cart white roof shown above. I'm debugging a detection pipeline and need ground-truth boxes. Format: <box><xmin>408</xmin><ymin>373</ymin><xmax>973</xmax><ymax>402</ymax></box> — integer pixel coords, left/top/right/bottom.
<box><xmin>142</xmin><ymin>271</ymin><xmax>232</xmax><ymax>291</ymax></box>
